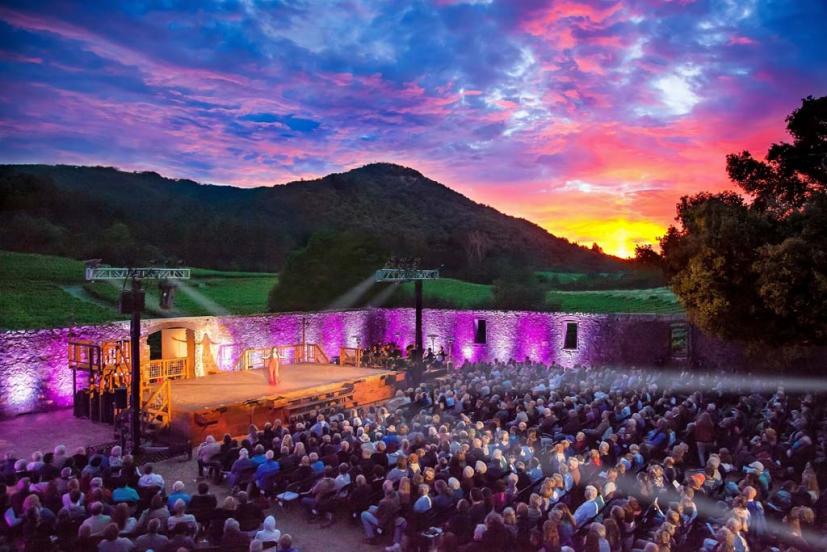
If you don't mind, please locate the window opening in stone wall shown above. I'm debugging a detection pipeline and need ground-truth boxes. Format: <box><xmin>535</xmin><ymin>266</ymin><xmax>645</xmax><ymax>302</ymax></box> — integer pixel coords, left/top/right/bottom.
<box><xmin>474</xmin><ymin>319</ymin><xmax>487</xmax><ymax>344</ymax></box>
<box><xmin>563</xmin><ymin>322</ymin><xmax>578</xmax><ymax>350</ymax></box>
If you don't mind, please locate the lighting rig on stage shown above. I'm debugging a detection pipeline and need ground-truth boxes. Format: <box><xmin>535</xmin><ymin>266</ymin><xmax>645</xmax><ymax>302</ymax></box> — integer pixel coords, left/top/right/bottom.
<box><xmin>375</xmin><ymin>257</ymin><xmax>439</xmax><ymax>361</ymax></box>
<box><xmin>85</xmin><ymin>261</ymin><xmax>190</xmax><ymax>453</ymax></box>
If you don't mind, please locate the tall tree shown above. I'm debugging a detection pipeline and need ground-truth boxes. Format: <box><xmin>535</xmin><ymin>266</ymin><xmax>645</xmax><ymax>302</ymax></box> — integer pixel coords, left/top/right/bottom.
<box><xmin>268</xmin><ymin>231</ymin><xmax>388</xmax><ymax>312</ymax></box>
<box><xmin>661</xmin><ymin>96</ymin><xmax>827</xmax><ymax>351</ymax></box>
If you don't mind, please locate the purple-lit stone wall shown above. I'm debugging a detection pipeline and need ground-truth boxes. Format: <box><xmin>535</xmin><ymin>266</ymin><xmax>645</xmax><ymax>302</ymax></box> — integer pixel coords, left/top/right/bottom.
<box><xmin>370</xmin><ymin>309</ymin><xmax>677</xmax><ymax>367</ymax></box>
<box><xmin>0</xmin><ymin>322</ymin><xmax>130</xmax><ymax>417</ymax></box>
<box><xmin>2</xmin><ymin>308</ymin><xmax>823</xmax><ymax>417</ymax></box>
<box><xmin>0</xmin><ymin>311</ymin><xmax>374</xmax><ymax>416</ymax></box>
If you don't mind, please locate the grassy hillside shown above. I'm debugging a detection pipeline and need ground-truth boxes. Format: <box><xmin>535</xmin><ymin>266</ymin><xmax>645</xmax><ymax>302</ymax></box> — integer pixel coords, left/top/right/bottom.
<box><xmin>1</xmin><ymin>251</ymin><xmax>681</xmax><ymax>330</ymax></box>
<box><xmin>0</xmin><ymin>251</ymin><xmax>276</xmax><ymax>329</ymax></box>
<box><xmin>0</xmin><ymin>251</ymin><xmax>126</xmax><ymax>329</ymax></box>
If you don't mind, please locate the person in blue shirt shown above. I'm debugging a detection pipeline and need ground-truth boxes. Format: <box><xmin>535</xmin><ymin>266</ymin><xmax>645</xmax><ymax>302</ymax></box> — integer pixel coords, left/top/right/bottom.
<box><xmin>111</xmin><ymin>479</ymin><xmax>139</xmax><ymax>504</ymax></box>
<box><xmin>573</xmin><ymin>486</ymin><xmax>601</xmax><ymax>528</ymax></box>
<box><xmin>310</xmin><ymin>415</ymin><xmax>329</xmax><ymax>437</ymax></box>
<box><xmin>644</xmin><ymin>419</ymin><xmax>669</xmax><ymax>453</ymax></box>
<box><xmin>309</xmin><ymin>452</ymin><xmax>324</xmax><ymax>475</ymax></box>
<box><xmin>413</xmin><ymin>484</ymin><xmax>432</xmax><ymax>513</ymax></box>
<box><xmin>250</xmin><ymin>445</ymin><xmax>268</xmax><ymax>467</ymax></box>
<box><xmin>255</xmin><ymin>450</ymin><xmax>281</xmax><ymax>491</ymax></box>
<box><xmin>382</xmin><ymin>426</ymin><xmax>401</xmax><ymax>448</ymax></box>
<box><xmin>166</xmin><ymin>480</ymin><xmax>192</xmax><ymax>510</ymax></box>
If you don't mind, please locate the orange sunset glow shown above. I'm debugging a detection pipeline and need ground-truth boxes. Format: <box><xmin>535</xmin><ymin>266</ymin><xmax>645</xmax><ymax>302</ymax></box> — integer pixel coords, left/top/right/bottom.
<box><xmin>1</xmin><ymin>2</ymin><xmax>824</xmax><ymax>257</ymax></box>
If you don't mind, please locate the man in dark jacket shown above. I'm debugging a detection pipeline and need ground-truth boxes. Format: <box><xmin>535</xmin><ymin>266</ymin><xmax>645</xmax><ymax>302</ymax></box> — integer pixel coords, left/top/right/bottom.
<box><xmin>360</xmin><ymin>481</ymin><xmax>401</xmax><ymax>544</ymax></box>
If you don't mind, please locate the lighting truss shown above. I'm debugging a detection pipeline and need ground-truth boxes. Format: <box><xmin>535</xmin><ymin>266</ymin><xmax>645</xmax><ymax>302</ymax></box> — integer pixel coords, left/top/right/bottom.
<box><xmin>85</xmin><ymin>267</ymin><xmax>191</xmax><ymax>281</ymax></box>
<box><xmin>375</xmin><ymin>268</ymin><xmax>440</xmax><ymax>282</ymax></box>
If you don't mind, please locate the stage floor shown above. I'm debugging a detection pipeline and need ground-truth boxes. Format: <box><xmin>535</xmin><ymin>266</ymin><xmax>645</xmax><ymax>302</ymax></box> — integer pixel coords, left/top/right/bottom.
<box><xmin>170</xmin><ymin>364</ymin><xmax>395</xmax><ymax>411</ymax></box>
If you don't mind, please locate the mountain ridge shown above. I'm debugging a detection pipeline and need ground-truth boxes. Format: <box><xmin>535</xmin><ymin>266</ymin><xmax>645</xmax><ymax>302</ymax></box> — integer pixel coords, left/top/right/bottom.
<box><xmin>0</xmin><ymin>162</ymin><xmax>628</xmax><ymax>279</ymax></box>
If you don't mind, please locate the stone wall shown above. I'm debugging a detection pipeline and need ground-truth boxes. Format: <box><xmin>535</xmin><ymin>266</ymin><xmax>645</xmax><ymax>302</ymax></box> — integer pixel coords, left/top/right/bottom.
<box><xmin>3</xmin><ymin>308</ymin><xmax>817</xmax><ymax>417</ymax></box>
<box><xmin>0</xmin><ymin>322</ymin><xmax>129</xmax><ymax>417</ymax></box>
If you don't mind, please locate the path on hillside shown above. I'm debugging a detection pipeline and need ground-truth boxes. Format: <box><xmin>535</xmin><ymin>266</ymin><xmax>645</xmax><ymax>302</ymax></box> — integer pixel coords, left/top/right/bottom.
<box><xmin>61</xmin><ymin>284</ymin><xmax>118</xmax><ymax>311</ymax></box>
<box><xmin>61</xmin><ymin>284</ymin><xmax>182</xmax><ymax>318</ymax></box>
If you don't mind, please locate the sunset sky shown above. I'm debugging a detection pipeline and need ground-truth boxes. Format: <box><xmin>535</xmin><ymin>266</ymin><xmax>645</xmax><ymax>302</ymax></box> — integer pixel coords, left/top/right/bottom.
<box><xmin>1</xmin><ymin>1</ymin><xmax>826</xmax><ymax>257</ymax></box>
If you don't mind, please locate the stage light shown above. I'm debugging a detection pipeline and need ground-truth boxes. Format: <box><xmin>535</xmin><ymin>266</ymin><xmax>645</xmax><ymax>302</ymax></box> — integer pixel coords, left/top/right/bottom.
<box><xmin>462</xmin><ymin>345</ymin><xmax>474</xmax><ymax>360</ymax></box>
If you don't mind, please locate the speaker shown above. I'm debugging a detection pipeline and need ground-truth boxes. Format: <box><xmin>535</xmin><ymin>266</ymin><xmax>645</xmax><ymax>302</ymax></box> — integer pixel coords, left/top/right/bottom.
<box><xmin>119</xmin><ymin>289</ymin><xmax>145</xmax><ymax>314</ymax></box>
<box><xmin>114</xmin><ymin>387</ymin><xmax>128</xmax><ymax>409</ymax></box>
<box><xmin>74</xmin><ymin>389</ymin><xmax>90</xmax><ymax>418</ymax></box>
<box><xmin>101</xmin><ymin>391</ymin><xmax>115</xmax><ymax>424</ymax></box>
<box><xmin>89</xmin><ymin>392</ymin><xmax>101</xmax><ymax>422</ymax></box>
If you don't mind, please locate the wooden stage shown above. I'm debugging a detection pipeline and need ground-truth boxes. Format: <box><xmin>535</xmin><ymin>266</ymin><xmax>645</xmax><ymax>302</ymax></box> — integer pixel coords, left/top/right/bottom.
<box><xmin>167</xmin><ymin>364</ymin><xmax>404</xmax><ymax>441</ymax></box>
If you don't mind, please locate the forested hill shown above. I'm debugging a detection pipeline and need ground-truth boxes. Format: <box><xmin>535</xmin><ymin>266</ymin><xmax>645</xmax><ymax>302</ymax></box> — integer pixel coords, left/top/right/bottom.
<box><xmin>0</xmin><ymin>163</ymin><xmax>628</xmax><ymax>280</ymax></box>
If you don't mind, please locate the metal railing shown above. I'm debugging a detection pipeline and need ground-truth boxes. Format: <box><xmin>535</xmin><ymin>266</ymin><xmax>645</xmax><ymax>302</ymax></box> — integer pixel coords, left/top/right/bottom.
<box><xmin>240</xmin><ymin>343</ymin><xmax>330</xmax><ymax>371</ymax></box>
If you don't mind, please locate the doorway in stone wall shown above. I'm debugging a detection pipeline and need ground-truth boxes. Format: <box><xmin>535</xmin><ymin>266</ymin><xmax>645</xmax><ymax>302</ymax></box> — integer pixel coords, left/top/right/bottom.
<box><xmin>145</xmin><ymin>327</ymin><xmax>196</xmax><ymax>382</ymax></box>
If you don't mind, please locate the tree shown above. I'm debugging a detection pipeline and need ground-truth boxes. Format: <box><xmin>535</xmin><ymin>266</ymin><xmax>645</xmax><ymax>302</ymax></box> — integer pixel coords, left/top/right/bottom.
<box><xmin>491</xmin><ymin>266</ymin><xmax>546</xmax><ymax>311</ymax></box>
<box><xmin>268</xmin><ymin>231</ymin><xmax>388</xmax><ymax>312</ymax></box>
<box><xmin>633</xmin><ymin>244</ymin><xmax>661</xmax><ymax>267</ymax></box>
<box><xmin>661</xmin><ymin>96</ymin><xmax>827</xmax><ymax>351</ymax></box>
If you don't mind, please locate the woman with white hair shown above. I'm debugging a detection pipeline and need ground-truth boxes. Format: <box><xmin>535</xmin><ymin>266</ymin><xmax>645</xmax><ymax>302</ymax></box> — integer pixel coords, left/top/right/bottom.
<box><xmin>108</xmin><ymin>445</ymin><xmax>123</xmax><ymax>470</ymax></box>
<box><xmin>166</xmin><ymin>480</ymin><xmax>191</xmax><ymax>509</ymax></box>
<box><xmin>461</xmin><ymin>465</ymin><xmax>475</xmax><ymax>495</ymax></box>
<box><xmin>253</xmin><ymin>514</ymin><xmax>281</xmax><ymax>545</ymax></box>
<box><xmin>26</xmin><ymin>451</ymin><xmax>44</xmax><ymax>473</ymax></box>
<box><xmin>53</xmin><ymin>444</ymin><xmax>68</xmax><ymax>469</ymax></box>
<box><xmin>229</xmin><ymin>448</ymin><xmax>254</xmax><ymax>488</ymax></box>
<box><xmin>221</xmin><ymin>517</ymin><xmax>251</xmax><ymax>549</ymax></box>
<box><xmin>167</xmin><ymin>498</ymin><xmax>196</xmax><ymax>533</ymax></box>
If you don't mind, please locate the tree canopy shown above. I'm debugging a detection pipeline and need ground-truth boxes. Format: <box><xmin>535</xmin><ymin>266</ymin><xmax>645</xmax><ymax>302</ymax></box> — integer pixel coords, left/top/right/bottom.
<box><xmin>267</xmin><ymin>231</ymin><xmax>389</xmax><ymax>312</ymax></box>
<box><xmin>661</xmin><ymin>95</ymin><xmax>827</xmax><ymax>350</ymax></box>
<box><xmin>491</xmin><ymin>265</ymin><xmax>547</xmax><ymax>311</ymax></box>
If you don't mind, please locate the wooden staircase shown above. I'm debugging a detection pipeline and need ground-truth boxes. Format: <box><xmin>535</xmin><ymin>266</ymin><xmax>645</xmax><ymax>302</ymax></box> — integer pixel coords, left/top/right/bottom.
<box><xmin>69</xmin><ymin>338</ymin><xmax>183</xmax><ymax>431</ymax></box>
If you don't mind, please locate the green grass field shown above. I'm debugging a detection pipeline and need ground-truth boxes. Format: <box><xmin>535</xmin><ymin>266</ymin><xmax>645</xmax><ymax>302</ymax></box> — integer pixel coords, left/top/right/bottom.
<box><xmin>0</xmin><ymin>250</ymin><xmax>682</xmax><ymax>330</ymax></box>
<box><xmin>0</xmin><ymin>251</ymin><xmax>127</xmax><ymax>329</ymax></box>
<box><xmin>0</xmin><ymin>251</ymin><xmax>277</xmax><ymax>329</ymax></box>
<box><xmin>399</xmin><ymin>278</ymin><xmax>493</xmax><ymax>308</ymax></box>
<box><xmin>536</xmin><ymin>271</ymin><xmax>590</xmax><ymax>284</ymax></box>
<box><xmin>399</xmin><ymin>275</ymin><xmax>682</xmax><ymax>314</ymax></box>
<box><xmin>546</xmin><ymin>288</ymin><xmax>683</xmax><ymax>314</ymax></box>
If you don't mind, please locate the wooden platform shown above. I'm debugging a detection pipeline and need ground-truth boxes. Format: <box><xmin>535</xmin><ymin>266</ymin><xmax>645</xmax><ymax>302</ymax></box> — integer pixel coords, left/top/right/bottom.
<box><xmin>168</xmin><ymin>364</ymin><xmax>404</xmax><ymax>441</ymax></box>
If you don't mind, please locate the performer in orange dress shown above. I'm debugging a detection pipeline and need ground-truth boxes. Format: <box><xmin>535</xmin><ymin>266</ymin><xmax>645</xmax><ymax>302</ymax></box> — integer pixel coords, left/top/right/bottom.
<box><xmin>267</xmin><ymin>348</ymin><xmax>280</xmax><ymax>386</ymax></box>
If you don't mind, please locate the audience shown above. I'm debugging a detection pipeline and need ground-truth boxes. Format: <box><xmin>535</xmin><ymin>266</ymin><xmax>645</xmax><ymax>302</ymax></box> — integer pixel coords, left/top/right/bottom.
<box><xmin>1</xmin><ymin>360</ymin><xmax>825</xmax><ymax>552</ymax></box>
